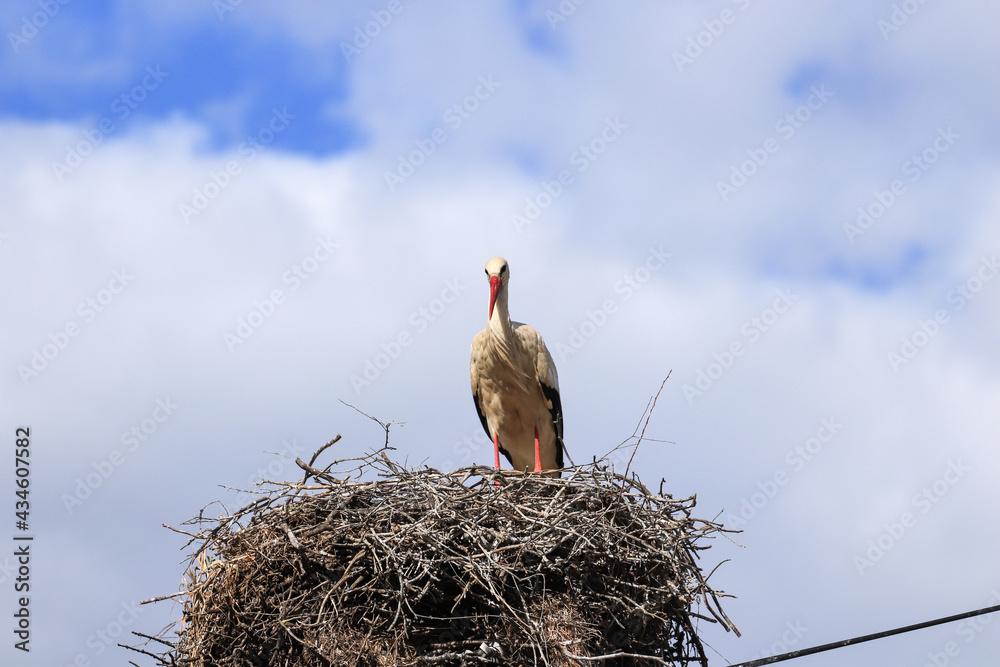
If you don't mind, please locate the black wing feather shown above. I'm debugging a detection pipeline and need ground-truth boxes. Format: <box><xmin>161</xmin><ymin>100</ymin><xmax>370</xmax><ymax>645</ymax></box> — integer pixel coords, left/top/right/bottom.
<box><xmin>540</xmin><ymin>381</ymin><xmax>564</xmax><ymax>471</ymax></box>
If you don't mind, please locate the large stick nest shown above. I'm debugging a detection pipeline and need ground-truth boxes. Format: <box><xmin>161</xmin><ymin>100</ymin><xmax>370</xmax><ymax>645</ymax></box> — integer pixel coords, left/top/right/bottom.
<box><xmin>130</xmin><ymin>439</ymin><xmax>737</xmax><ymax>666</ymax></box>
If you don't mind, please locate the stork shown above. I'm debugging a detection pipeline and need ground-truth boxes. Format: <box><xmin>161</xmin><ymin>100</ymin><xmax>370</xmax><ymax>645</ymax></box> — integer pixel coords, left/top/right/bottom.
<box><xmin>470</xmin><ymin>257</ymin><xmax>564</xmax><ymax>477</ymax></box>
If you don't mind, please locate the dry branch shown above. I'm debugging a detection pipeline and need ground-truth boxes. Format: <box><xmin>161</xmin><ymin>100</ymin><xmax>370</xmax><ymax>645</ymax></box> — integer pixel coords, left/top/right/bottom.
<box><xmin>126</xmin><ymin>442</ymin><xmax>737</xmax><ymax>666</ymax></box>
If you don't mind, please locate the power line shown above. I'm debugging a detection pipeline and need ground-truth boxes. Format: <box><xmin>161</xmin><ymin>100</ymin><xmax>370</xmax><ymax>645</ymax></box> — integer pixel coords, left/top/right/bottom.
<box><xmin>728</xmin><ymin>603</ymin><xmax>1000</xmax><ymax>667</ymax></box>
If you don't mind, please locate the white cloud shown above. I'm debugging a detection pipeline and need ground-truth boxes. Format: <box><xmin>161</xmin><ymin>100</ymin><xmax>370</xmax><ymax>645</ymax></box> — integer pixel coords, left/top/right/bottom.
<box><xmin>4</xmin><ymin>2</ymin><xmax>1000</xmax><ymax>663</ymax></box>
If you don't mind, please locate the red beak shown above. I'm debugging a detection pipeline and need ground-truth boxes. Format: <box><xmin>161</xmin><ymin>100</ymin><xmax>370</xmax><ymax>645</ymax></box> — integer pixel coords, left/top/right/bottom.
<box><xmin>488</xmin><ymin>275</ymin><xmax>500</xmax><ymax>320</ymax></box>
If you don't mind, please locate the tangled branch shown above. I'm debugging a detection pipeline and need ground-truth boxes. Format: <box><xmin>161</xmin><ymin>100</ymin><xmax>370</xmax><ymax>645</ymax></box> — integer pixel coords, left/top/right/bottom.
<box><xmin>126</xmin><ymin>441</ymin><xmax>737</xmax><ymax>666</ymax></box>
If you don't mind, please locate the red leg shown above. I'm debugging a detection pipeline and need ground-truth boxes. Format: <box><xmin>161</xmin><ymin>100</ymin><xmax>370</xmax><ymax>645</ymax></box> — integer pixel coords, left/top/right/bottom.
<box><xmin>493</xmin><ymin>431</ymin><xmax>502</xmax><ymax>488</ymax></box>
<box><xmin>534</xmin><ymin>425</ymin><xmax>542</xmax><ymax>473</ymax></box>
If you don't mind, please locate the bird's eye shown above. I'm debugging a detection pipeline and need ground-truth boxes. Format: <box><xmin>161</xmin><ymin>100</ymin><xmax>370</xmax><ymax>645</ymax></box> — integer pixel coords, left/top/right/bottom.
<box><xmin>500</xmin><ymin>265</ymin><xmax>508</xmax><ymax>274</ymax></box>
<box><xmin>484</xmin><ymin>269</ymin><xmax>489</xmax><ymax>276</ymax></box>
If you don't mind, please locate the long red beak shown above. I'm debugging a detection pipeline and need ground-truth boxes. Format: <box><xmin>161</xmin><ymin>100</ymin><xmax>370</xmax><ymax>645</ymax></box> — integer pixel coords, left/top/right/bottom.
<box><xmin>488</xmin><ymin>275</ymin><xmax>500</xmax><ymax>320</ymax></box>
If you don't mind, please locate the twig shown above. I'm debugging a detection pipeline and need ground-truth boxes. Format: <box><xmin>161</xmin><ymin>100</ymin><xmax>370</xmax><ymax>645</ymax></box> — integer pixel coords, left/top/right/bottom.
<box><xmin>340</xmin><ymin>400</ymin><xmax>404</xmax><ymax>448</ymax></box>
<box><xmin>127</xmin><ymin>433</ymin><xmax>736</xmax><ymax>666</ymax></box>
<box><xmin>140</xmin><ymin>591</ymin><xmax>186</xmax><ymax>605</ymax></box>
<box><xmin>622</xmin><ymin>370</ymin><xmax>672</xmax><ymax>481</ymax></box>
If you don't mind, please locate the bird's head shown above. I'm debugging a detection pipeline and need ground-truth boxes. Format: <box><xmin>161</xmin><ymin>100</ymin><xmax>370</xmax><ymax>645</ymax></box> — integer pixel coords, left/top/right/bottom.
<box><xmin>484</xmin><ymin>256</ymin><xmax>509</xmax><ymax>320</ymax></box>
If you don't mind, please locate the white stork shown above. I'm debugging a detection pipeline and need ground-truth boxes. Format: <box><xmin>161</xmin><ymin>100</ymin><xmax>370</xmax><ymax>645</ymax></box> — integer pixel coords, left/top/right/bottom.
<box><xmin>470</xmin><ymin>257</ymin><xmax>564</xmax><ymax>477</ymax></box>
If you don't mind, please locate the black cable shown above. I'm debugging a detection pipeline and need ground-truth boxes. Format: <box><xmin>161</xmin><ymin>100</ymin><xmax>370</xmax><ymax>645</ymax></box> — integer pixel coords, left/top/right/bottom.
<box><xmin>728</xmin><ymin>603</ymin><xmax>1000</xmax><ymax>667</ymax></box>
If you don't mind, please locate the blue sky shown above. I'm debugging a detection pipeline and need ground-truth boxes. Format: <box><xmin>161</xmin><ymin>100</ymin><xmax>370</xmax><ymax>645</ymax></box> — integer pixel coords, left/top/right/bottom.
<box><xmin>3</xmin><ymin>2</ymin><xmax>360</xmax><ymax>155</ymax></box>
<box><xmin>2</xmin><ymin>2</ymin><xmax>1000</xmax><ymax>666</ymax></box>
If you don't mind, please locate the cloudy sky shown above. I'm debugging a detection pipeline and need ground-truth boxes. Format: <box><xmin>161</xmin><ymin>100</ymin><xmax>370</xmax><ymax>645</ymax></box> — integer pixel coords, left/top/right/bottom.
<box><xmin>2</xmin><ymin>1</ymin><xmax>999</xmax><ymax>665</ymax></box>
